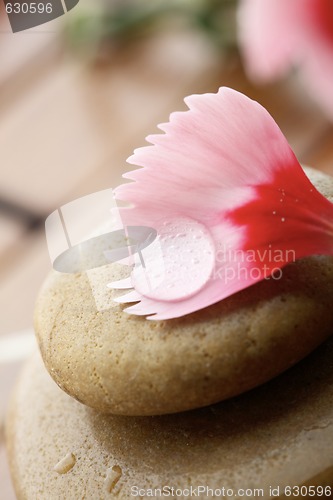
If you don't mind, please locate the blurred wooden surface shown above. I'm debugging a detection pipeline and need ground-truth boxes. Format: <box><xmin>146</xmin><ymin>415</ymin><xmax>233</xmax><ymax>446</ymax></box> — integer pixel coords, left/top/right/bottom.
<box><xmin>1</xmin><ymin>20</ymin><xmax>333</xmax><ymax>500</ymax></box>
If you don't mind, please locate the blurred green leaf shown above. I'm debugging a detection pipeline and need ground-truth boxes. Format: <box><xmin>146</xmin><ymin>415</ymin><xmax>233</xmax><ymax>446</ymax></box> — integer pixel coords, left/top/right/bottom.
<box><xmin>64</xmin><ymin>0</ymin><xmax>238</xmax><ymax>56</ymax></box>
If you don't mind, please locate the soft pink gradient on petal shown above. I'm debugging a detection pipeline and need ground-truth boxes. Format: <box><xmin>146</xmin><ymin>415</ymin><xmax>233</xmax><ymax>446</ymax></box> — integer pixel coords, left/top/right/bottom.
<box><xmin>238</xmin><ymin>0</ymin><xmax>333</xmax><ymax>119</ymax></box>
<box><xmin>238</xmin><ymin>0</ymin><xmax>303</xmax><ymax>81</ymax></box>
<box><xmin>116</xmin><ymin>88</ymin><xmax>299</xmax><ymax>220</ymax></box>
<box><xmin>112</xmin><ymin>88</ymin><xmax>333</xmax><ymax>320</ymax></box>
<box><xmin>300</xmin><ymin>40</ymin><xmax>333</xmax><ymax>119</ymax></box>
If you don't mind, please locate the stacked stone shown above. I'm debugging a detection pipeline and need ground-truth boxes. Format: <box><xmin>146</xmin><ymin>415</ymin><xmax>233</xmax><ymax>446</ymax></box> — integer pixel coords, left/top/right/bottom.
<box><xmin>6</xmin><ymin>168</ymin><xmax>333</xmax><ymax>499</ymax></box>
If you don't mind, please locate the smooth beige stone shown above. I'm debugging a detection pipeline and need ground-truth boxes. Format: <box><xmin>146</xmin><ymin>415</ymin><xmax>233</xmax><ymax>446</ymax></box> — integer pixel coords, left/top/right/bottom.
<box><xmin>34</xmin><ymin>167</ymin><xmax>333</xmax><ymax>416</ymax></box>
<box><xmin>6</xmin><ymin>348</ymin><xmax>333</xmax><ymax>500</ymax></box>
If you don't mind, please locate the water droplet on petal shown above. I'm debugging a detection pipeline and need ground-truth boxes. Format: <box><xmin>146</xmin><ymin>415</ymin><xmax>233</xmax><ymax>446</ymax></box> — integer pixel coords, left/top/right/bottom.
<box><xmin>281</xmin><ymin>217</ymin><xmax>285</xmax><ymax>222</ymax></box>
<box><xmin>133</xmin><ymin>217</ymin><xmax>215</xmax><ymax>301</ymax></box>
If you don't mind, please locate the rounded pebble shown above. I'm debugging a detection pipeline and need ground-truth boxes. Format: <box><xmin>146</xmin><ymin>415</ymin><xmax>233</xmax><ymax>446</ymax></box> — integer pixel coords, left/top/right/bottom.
<box><xmin>33</xmin><ymin>167</ymin><xmax>333</xmax><ymax>416</ymax></box>
<box><xmin>6</xmin><ymin>348</ymin><xmax>333</xmax><ymax>499</ymax></box>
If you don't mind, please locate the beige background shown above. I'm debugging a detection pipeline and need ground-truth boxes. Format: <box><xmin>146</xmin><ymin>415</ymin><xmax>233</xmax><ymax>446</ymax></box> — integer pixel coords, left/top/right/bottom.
<box><xmin>1</xmin><ymin>1</ymin><xmax>333</xmax><ymax>497</ymax></box>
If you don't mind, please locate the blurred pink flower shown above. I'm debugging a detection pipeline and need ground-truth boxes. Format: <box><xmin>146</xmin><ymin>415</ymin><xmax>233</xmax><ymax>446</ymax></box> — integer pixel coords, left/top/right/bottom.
<box><xmin>111</xmin><ymin>88</ymin><xmax>333</xmax><ymax>320</ymax></box>
<box><xmin>238</xmin><ymin>0</ymin><xmax>333</xmax><ymax>119</ymax></box>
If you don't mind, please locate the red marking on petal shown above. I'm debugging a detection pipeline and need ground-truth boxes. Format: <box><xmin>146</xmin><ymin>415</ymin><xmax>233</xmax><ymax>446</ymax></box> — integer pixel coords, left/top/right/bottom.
<box><xmin>229</xmin><ymin>166</ymin><xmax>333</xmax><ymax>275</ymax></box>
<box><xmin>307</xmin><ymin>0</ymin><xmax>333</xmax><ymax>44</ymax></box>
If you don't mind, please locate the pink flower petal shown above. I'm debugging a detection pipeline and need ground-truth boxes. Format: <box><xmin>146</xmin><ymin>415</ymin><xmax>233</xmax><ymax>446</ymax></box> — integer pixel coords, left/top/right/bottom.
<box><xmin>113</xmin><ymin>88</ymin><xmax>333</xmax><ymax>320</ymax></box>
<box><xmin>116</xmin><ymin>88</ymin><xmax>299</xmax><ymax>222</ymax></box>
<box><xmin>107</xmin><ymin>277</ymin><xmax>132</xmax><ymax>289</ymax></box>
<box><xmin>114</xmin><ymin>290</ymin><xmax>142</xmax><ymax>304</ymax></box>
<box><xmin>238</xmin><ymin>0</ymin><xmax>333</xmax><ymax>119</ymax></box>
<box><xmin>238</xmin><ymin>0</ymin><xmax>304</xmax><ymax>81</ymax></box>
<box><xmin>299</xmin><ymin>40</ymin><xmax>333</xmax><ymax>120</ymax></box>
